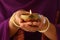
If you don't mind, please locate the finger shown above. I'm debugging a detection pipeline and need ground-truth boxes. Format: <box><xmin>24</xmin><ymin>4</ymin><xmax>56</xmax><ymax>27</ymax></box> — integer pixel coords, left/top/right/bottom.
<box><xmin>26</xmin><ymin>22</ymin><xmax>32</xmax><ymax>25</ymax></box>
<box><xmin>32</xmin><ymin>22</ymin><xmax>38</xmax><ymax>25</ymax></box>
<box><xmin>14</xmin><ymin>10</ymin><xmax>29</xmax><ymax>16</ymax></box>
<box><xmin>19</xmin><ymin>23</ymin><xmax>25</xmax><ymax>27</ymax></box>
<box><xmin>15</xmin><ymin>14</ymin><xmax>23</xmax><ymax>22</ymax></box>
<box><xmin>40</xmin><ymin>15</ymin><xmax>46</xmax><ymax>24</ymax></box>
<box><xmin>19</xmin><ymin>23</ymin><xmax>31</xmax><ymax>31</ymax></box>
<box><xmin>32</xmin><ymin>22</ymin><xmax>41</xmax><ymax>26</ymax></box>
<box><xmin>25</xmin><ymin>22</ymin><xmax>38</xmax><ymax>27</ymax></box>
<box><xmin>20</xmin><ymin>22</ymin><xmax>37</xmax><ymax>28</ymax></box>
<box><xmin>19</xmin><ymin>22</ymin><xmax>31</xmax><ymax>27</ymax></box>
<box><xmin>20</xmin><ymin>23</ymin><xmax>38</xmax><ymax>32</ymax></box>
<box><xmin>19</xmin><ymin>22</ymin><xmax>38</xmax><ymax>32</ymax></box>
<box><xmin>14</xmin><ymin>10</ymin><xmax>30</xmax><ymax>22</ymax></box>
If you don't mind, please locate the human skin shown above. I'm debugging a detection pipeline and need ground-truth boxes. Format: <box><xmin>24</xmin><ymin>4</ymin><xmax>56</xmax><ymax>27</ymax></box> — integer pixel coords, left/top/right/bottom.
<box><xmin>9</xmin><ymin>10</ymin><xmax>57</xmax><ymax>40</ymax></box>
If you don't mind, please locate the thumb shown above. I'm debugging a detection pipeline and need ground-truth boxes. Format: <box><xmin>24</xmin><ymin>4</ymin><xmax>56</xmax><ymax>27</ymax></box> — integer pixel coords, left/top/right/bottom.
<box><xmin>15</xmin><ymin>14</ymin><xmax>23</xmax><ymax>25</ymax></box>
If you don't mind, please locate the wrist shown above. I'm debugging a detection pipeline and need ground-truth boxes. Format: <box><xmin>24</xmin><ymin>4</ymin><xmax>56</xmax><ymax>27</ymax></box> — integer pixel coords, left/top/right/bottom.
<box><xmin>9</xmin><ymin>19</ymin><xmax>19</xmax><ymax>30</ymax></box>
<box><xmin>9</xmin><ymin>16</ymin><xmax>20</xmax><ymax>37</ymax></box>
<box><xmin>38</xmin><ymin>17</ymin><xmax>50</xmax><ymax>33</ymax></box>
<box><xmin>9</xmin><ymin>13</ymin><xmax>20</xmax><ymax>29</ymax></box>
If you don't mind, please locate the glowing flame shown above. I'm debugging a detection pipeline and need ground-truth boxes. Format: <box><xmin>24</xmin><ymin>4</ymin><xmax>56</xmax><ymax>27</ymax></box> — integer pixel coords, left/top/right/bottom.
<box><xmin>30</xmin><ymin>10</ymin><xmax>32</xmax><ymax>14</ymax></box>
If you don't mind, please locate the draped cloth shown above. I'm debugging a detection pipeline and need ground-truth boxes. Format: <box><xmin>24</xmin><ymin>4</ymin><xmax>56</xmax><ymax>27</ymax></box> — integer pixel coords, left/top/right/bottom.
<box><xmin>11</xmin><ymin>29</ymin><xmax>24</xmax><ymax>40</ymax></box>
<box><xmin>0</xmin><ymin>0</ymin><xmax>60</xmax><ymax>40</ymax></box>
<box><xmin>11</xmin><ymin>29</ymin><xmax>42</xmax><ymax>40</ymax></box>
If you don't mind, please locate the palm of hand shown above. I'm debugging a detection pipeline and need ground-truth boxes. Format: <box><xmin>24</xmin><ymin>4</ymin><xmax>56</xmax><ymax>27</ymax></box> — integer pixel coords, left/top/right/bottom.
<box><xmin>13</xmin><ymin>10</ymin><xmax>47</xmax><ymax>32</ymax></box>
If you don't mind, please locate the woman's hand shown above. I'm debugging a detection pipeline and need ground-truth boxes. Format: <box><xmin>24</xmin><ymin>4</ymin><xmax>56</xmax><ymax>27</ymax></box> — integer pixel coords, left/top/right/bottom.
<box><xmin>28</xmin><ymin>15</ymin><xmax>57</xmax><ymax>40</ymax></box>
<box><xmin>35</xmin><ymin>15</ymin><xmax>57</xmax><ymax>40</ymax></box>
<box><xmin>9</xmin><ymin>10</ymin><xmax>48</xmax><ymax>37</ymax></box>
<box><xmin>37</xmin><ymin>15</ymin><xmax>49</xmax><ymax>32</ymax></box>
<box><xmin>9</xmin><ymin>10</ymin><xmax>39</xmax><ymax>37</ymax></box>
<box><xmin>14</xmin><ymin>10</ymin><xmax>39</xmax><ymax>32</ymax></box>
<box><xmin>9</xmin><ymin>10</ymin><xmax>57</xmax><ymax>40</ymax></box>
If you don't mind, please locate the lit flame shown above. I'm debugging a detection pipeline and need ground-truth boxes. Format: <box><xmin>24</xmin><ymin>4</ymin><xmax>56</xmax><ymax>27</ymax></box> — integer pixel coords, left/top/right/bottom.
<box><xmin>30</xmin><ymin>10</ymin><xmax>32</xmax><ymax>14</ymax></box>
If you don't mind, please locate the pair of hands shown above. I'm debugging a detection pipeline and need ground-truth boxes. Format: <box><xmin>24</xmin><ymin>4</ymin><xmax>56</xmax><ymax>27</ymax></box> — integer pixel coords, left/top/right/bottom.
<box><xmin>10</xmin><ymin>10</ymin><xmax>48</xmax><ymax>32</ymax></box>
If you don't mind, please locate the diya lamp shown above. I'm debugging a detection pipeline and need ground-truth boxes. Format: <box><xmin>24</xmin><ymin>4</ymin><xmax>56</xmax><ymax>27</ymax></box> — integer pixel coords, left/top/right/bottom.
<box><xmin>20</xmin><ymin>10</ymin><xmax>40</xmax><ymax>22</ymax></box>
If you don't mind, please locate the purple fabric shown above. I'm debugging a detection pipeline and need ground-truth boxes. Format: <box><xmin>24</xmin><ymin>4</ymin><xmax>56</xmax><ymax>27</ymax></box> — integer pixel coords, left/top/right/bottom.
<box><xmin>0</xmin><ymin>19</ymin><xmax>9</xmax><ymax>40</ymax></box>
<box><xmin>56</xmin><ymin>24</ymin><xmax>60</xmax><ymax>40</ymax></box>
<box><xmin>0</xmin><ymin>0</ymin><xmax>60</xmax><ymax>40</ymax></box>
